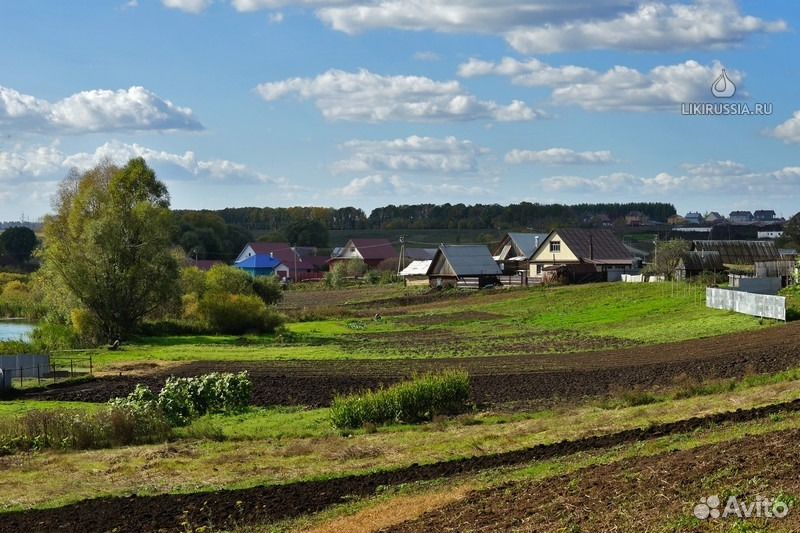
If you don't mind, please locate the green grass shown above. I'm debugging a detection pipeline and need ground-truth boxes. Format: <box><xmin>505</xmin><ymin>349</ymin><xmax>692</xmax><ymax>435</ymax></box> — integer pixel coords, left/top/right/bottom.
<box><xmin>77</xmin><ymin>282</ymin><xmax>771</xmax><ymax>369</ymax></box>
<box><xmin>0</xmin><ymin>400</ymin><xmax>102</xmax><ymax>417</ymax></box>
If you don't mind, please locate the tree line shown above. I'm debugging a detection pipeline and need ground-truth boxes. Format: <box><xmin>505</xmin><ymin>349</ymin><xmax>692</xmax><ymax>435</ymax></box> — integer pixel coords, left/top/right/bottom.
<box><xmin>183</xmin><ymin>202</ymin><xmax>677</xmax><ymax>234</ymax></box>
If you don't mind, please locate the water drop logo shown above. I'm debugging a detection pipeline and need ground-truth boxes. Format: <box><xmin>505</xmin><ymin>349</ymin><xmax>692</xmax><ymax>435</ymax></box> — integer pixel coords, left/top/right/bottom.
<box><xmin>711</xmin><ymin>69</ymin><xmax>736</xmax><ymax>98</ymax></box>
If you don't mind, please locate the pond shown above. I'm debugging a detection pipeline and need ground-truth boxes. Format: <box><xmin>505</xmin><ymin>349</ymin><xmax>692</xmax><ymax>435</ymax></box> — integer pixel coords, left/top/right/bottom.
<box><xmin>0</xmin><ymin>321</ymin><xmax>35</xmax><ymax>342</ymax></box>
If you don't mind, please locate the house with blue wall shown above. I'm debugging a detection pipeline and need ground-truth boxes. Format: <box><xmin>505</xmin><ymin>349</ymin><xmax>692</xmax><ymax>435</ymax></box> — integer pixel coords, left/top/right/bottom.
<box><xmin>234</xmin><ymin>254</ymin><xmax>289</xmax><ymax>278</ymax></box>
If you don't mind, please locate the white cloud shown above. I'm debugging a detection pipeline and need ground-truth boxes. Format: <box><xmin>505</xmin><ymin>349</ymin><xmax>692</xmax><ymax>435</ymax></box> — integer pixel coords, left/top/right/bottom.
<box><xmin>460</xmin><ymin>57</ymin><xmax>742</xmax><ymax>112</ymax></box>
<box><xmin>335</xmin><ymin>174</ymin><xmax>490</xmax><ymax>198</ymax></box>
<box><xmin>257</xmin><ymin>69</ymin><xmax>543</xmax><ymax>122</ymax></box>
<box><xmin>506</xmin><ymin>0</ymin><xmax>787</xmax><ymax>54</ymax></box>
<box><xmin>542</xmin><ymin>163</ymin><xmax>800</xmax><ymax>197</ymax></box>
<box><xmin>413</xmin><ymin>51</ymin><xmax>441</xmax><ymax>62</ymax></box>
<box><xmin>162</xmin><ymin>0</ymin><xmax>214</xmax><ymax>14</ymax></box>
<box><xmin>459</xmin><ymin>57</ymin><xmax>597</xmax><ymax>87</ymax></box>
<box><xmin>332</xmin><ymin>135</ymin><xmax>489</xmax><ymax>174</ymax></box>
<box><xmin>0</xmin><ymin>85</ymin><xmax>202</xmax><ymax>133</ymax></box>
<box><xmin>506</xmin><ymin>148</ymin><xmax>615</xmax><ymax>165</ymax></box>
<box><xmin>772</xmin><ymin>111</ymin><xmax>800</xmax><ymax>144</ymax></box>
<box><xmin>268</xmin><ymin>11</ymin><xmax>284</xmax><ymax>22</ymax></box>
<box><xmin>0</xmin><ymin>141</ymin><xmax>279</xmax><ymax>186</ymax></box>
<box><xmin>227</xmin><ymin>0</ymin><xmax>784</xmax><ymax>54</ymax></box>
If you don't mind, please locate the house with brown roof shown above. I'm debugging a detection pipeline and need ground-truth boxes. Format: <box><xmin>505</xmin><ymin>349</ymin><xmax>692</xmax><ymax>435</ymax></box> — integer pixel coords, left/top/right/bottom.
<box><xmin>329</xmin><ymin>238</ymin><xmax>397</xmax><ymax>268</ymax></box>
<box><xmin>528</xmin><ymin>228</ymin><xmax>634</xmax><ymax>281</ymax></box>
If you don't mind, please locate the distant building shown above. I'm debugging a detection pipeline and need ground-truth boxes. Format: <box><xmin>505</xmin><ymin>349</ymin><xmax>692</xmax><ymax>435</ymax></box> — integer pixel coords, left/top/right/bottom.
<box><xmin>705</xmin><ymin>212</ymin><xmax>725</xmax><ymax>225</ymax></box>
<box><xmin>754</xmin><ymin>210</ymin><xmax>777</xmax><ymax>222</ymax></box>
<box><xmin>729</xmin><ymin>211</ymin><xmax>754</xmax><ymax>224</ymax></box>
<box><xmin>667</xmin><ymin>214</ymin><xmax>687</xmax><ymax>225</ymax></box>
<box><xmin>188</xmin><ymin>259</ymin><xmax>222</xmax><ymax>272</ymax></box>
<box><xmin>685</xmin><ymin>212</ymin><xmax>704</xmax><ymax>225</ymax></box>
<box><xmin>529</xmin><ymin>228</ymin><xmax>633</xmax><ymax>281</ymax></box>
<box><xmin>234</xmin><ymin>254</ymin><xmax>290</xmax><ymax>278</ymax></box>
<box><xmin>625</xmin><ymin>211</ymin><xmax>649</xmax><ymax>226</ymax></box>
<box><xmin>329</xmin><ymin>238</ymin><xmax>396</xmax><ymax>268</ymax></box>
<box><xmin>674</xmin><ymin>251</ymin><xmax>724</xmax><ymax>280</ymax></box>
<box><xmin>757</xmin><ymin>230</ymin><xmax>784</xmax><ymax>240</ymax></box>
<box><xmin>235</xmin><ymin>242</ymin><xmax>326</xmax><ymax>280</ymax></box>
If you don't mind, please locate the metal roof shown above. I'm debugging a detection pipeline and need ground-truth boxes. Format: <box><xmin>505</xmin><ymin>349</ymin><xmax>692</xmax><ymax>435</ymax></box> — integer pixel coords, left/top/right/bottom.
<box><xmin>506</xmin><ymin>232</ymin><xmax>548</xmax><ymax>258</ymax></box>
<box><xmin>678</xmin><ymin>251</ymin><xmax>724</xmax><ymax>272</ymax></box>
<box><xmin>692</xmin><ymin>240</ymin><xmax>780</xmax><ymax>265</ymax></box>
<box><xmin>536</xmin><ymin>228</ymin><xmax>632</xmax><ymax>263</ymax></box>
<box><xmin>235</xmin><ymin>255</ymin><xmax>283</xmax><ymax>269</ymax></box>
<box><xmin>400</xmin><ymin>260</ymin><xmax>432</xmax><ymax>276</ymax></box>
<box><xmin>429</xmin><ymin>244</ymin><xmax>501</xmax><ymax>276</ymax></box>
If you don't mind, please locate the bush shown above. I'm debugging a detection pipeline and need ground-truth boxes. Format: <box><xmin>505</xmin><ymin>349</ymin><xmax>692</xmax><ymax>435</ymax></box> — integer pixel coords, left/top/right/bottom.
<box><xmin>136</xmin><ymin>319</ymin><xmax>211</xmax><ymax>337</ymax></box>
<box><xmin>30</xmin><ymin>321</ymin><xmax>82</xmax><ymax>351</ymax></box>
<box><xmin>330</xmin><ymin>371</ymin><xmax>470</xmax><ymax>429</ymax></box>
<box><xmin>70</xmin><ymin>308</ymin><xmax>103</xmax><ymax>345</ymax></box>
<box><xmin>113</xmin><ymin>372</ymin><xmax>253</xmax><ymax>427</ymax></box>
<box><xmin>253</xmin><ymin>276</ymin><xmax>283</xmax><ymax>305</ymax></box>
<box><xmin>200</xmin><ymin>293</ymin><xmax>283</xmax><ymax>335</ymax></box>
<box><xmin>0</xmin><ymin>403</ymin><xmax>171</xmax><ymax>454</ymax></box>
<box><xmin>205</xmin><ymin>264</ymin><xmax>254</xmax><ymax>295</ymax></box>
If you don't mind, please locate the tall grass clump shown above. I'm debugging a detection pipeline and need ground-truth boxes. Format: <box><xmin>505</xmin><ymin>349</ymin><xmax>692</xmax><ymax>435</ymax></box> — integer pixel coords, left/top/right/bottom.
<box><xmin>330</xmin><ymin>370</ymin><xmax>470</xmax><ymax>429</ymax></box>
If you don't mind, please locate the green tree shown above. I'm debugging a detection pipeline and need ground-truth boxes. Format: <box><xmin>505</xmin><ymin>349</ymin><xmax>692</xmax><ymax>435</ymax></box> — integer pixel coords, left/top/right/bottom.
<box><xmin>644</xmin><ymin>239</ymin><xmax>690</xmax><ymax>280</ymax></box>
<box><xmin>41</xmin><ymin>159</ymin><xmax>179</xmax><ymax>341</ymax></box>
<box><xmin>782</xmin><ymin>212</ymin><xmax>800</xmax><ymax>247</ymax></box>
<box><xmin>285</xmin><ymin>219</ymin><xmax>329</xmax><ymax>248</ymax></box>
<box><xmin>0</xmin><ymin>226</ymin><xmax>38</xmax><ymax>262</ymax></box>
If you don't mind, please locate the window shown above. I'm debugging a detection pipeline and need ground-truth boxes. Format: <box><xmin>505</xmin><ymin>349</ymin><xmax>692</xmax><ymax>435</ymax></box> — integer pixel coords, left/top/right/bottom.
<box><xmin>550</xmin><ymin>241</ymin><xmax>561</xmax><ymax>253</ymax></box>
<box><xmin>536</xmin><ymin>264</ymin><xmax>543</xmax><ymax>274</ymax></box>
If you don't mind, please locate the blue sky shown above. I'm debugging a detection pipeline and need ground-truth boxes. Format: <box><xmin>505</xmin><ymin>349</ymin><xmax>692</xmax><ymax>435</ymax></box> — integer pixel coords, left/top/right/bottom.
<box><xmin>1</xmin><ymin>0</ymin><xmax>798</xmax><ymax>221</ymax></box>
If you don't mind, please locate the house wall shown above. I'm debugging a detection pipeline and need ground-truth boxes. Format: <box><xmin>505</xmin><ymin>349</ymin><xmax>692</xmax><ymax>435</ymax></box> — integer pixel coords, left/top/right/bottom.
<box><xmin>338</xmin><ymin>240</ymin><xmax>363</xmax><ymax>260</ymax></box>
<box><xmin>235</xmin><ymin>245</ymin><xmax>257</xmax><ymax>264</ymax></box>
<box><xmin>529</xmin><ymin>232</ymin><xmax>580</xmax><ymax>276</ymax></box>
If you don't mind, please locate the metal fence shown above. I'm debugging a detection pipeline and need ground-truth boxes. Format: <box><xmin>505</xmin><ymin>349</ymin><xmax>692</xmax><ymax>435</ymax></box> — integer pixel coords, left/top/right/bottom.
<box><xmin>706</xmin><ymin>287</ymin><xmax>786</xmax><ymax>321</ymax></box>
<box><xmin>0</xmin><ymin>353</ymin><xmax>93</xmax><ymax>392</ymax></box>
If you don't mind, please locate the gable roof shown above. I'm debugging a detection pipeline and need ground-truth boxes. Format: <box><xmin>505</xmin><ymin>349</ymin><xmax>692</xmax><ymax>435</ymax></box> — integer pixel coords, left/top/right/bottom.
<box><xmin>235</xmin><ymin>255</ymin><xmax>283</xmax><ymax>269</ymax></box>
<box><xmin>679</xmin><ymin>251</ymin><xmax>724</xmax><ymax>272</ymax></box>
<box><xmin>692</xmin><ymin>240</ymin><xmax>780</xmax><ymax>265</ymax></box>
<box><xmin>243</xmin><ymin>242</ymin><xmax>297</xmax><ymax>265</ymax></box>
<box><xmin>428</xmin><ymin>244</ymin><xmax>501</xmax><ymax>277</ymax></box>
<box><xmin>501</xmin><ymin>232</ymin><xmax>548</xmax><ymax>259</ymax></box>
<box><xmin>347</xmin><ymin>239</ymin><xmax>397</xmax><ymax>260</ymax></box>
<box><xmin>535</xmin><ymin>228</ymin><xmax>632</xmax><ymax>263</ymax></box>
<box><xmin>404</xmin><ymin>247</ymin><xmax>437</xmax><ymax>260</ymax></box>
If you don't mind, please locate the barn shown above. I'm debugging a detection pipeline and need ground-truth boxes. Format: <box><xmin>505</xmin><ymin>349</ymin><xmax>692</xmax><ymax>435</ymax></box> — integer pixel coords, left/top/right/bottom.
<box><xmin>427</xmin><ymin>244</ymin><xmax>501</xmax><ymax>289</ymax></box>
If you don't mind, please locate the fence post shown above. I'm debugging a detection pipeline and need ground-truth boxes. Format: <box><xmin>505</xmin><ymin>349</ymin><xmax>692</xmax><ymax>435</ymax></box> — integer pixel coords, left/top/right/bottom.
<box><xmin>53</xmin><ymin>362</ymin><xmax>56</xmax><ymax>384</ymax></box>
<box><xmin>70</xmin><ymin>359</ymin><xmax>74</xmax><ymax>378</ymax></box>
<box><xmin>37</xmin><ymin>365</ymin><xmax>41</xmax><ymax>386</ymax></box>
<box><xmin>89</xmin><ymin>355</ymin><xmax>93</xmax><ymax>376</ymax></box>
<box><xmin>19</xmin><ymin>366</ymin><xmax>23</xmax><ymax>388</ymax></box>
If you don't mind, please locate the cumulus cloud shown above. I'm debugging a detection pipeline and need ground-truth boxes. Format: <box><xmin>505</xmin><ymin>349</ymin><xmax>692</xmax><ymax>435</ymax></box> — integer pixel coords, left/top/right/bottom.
<box><xmin>542</xmin><ymin>162</ymin><xmax>800</xmax><ymax>197</ymax></box>
<box><xmin>335</xmin><ymin>174</ymin><xmax>490</xmax><ymax>198</ymax></box>
<box><xmin>226</xmin><ymin>0</ymin><xmax>784</xmax><ymax>54</ymax></box>
<box><xmin>331</xmin><ymin>135</ymin><xmax>489</xmax><ymax>174</ymax></box>
<box><xmin>0</xmin><ymin>141</ymin><xmax>278</xmax><ymax>185</ymax></box>
<box><xmin>506</xmin><ymin>148</ymin><xmax>615</xmax><ymax>165</ymax></box>
<box><xmin>506</xmin><ymin>0</ymin><xmax>786</xmax><ymax>54</ymax></box>
<box><xmin>460</xmin><ymin>58</ymin><xmax>742</xmax><ymax>112</ymax></box>
<box><xmin>0</xmin><ymin>85</ymin><xmax>202</xmax><ymax>133</ymax></box>
<box><xmin>772</xmin><ymin>111</ymin><xmax>800</xmax><ymax>144</ymax></box>
<box><xmin>162</xmin><ymin>0</ymin><xmax>214</xmax><ymax>14</ymax></box>
<box><xmin>256</xmin><ymin>68</ymin><xmax>543</xmax><ymax>122</ymax></box>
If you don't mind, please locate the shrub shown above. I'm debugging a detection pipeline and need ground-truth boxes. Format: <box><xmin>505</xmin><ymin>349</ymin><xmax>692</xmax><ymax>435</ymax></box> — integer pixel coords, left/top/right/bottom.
<box><xmin>114</xmin><ymin>372</ymin><xmax>253</xmax><ymax>427</ymax></box>
<box><xmin>205</xmin><ymin>264</ymin><xmax>254</xmax><ymax>295</ymax></box>
<box><xmin>253</xmin><ymin>276</ymin><xmax>283</xmax><ymax>305</ymax></box>
<box><xmin>136</xmin><ymin>319</ymin><xmax>210</xmax><ymax>337</ymax></box>
<box><xmin>200</xmin><ymin>293</ymin><xmax>283</xmax><ymax>335</ymax></box>
<box><xmin>330</xmin><ymin>371</ymin><xmax>470</xmax><ymax>429</ymax></box>
<box><xmin>0</xmin><ymin>403</ymin><xmax>171</xmax><ymax>454</ymax></box>
<box><xmin>30</xmin><ymin>321</ymin><xmax>82</xmax><ymax>351</ymax></box>
<box><xmin>70</xmin><ymin>308</ymin><xmax>103</xmax><ymax>345</ymax></box>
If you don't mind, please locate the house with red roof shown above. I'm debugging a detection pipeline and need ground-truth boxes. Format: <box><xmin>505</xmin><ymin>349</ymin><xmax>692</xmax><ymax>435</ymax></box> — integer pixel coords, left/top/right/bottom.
<box><xmin>329</xmin><ymin>238</ymin><xmax>397</xmax><ymax>268</ymax></box>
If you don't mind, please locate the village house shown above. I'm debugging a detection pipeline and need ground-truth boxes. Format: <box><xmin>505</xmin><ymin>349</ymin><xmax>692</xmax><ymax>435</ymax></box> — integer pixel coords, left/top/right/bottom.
<box><xmin>492</xmin><ymin>232</ymin><xmax>547</xmax><ymax>274</ymax></box>
<box><xmin>705</xmin><ymin>212</ymin><xmax>725</xmax><ymax>225</ymax></box>
<box><xmin>427</xmin><ymin>244</ymin><xmax>501</xmax><ymax>289</ymax></box>
<box><xmin>625</xmin><ymin>211</ymin><xmax>649</xmax><ymax>226</ymax></box>
<box><xmin>754</xmin><ymin>210</ymin><xmax>777</xmax><ymax>222</ymax></box>
<box><xmin>729</xmin><ymin>211</ymin><xmax>754</xmax><ymax>224</ymax></box>
<box><xmin>329</xmin><ymin>238</ymin><xmax>397</xmax><ymax>269</ymax></box>
<box><xmin>674</xmin><ymin>251</ymin><xmax>724</xmax><ymax>280</ymax></box>
<box><xmin>685</xmin><ymin>212</ymin><xmax>704</xmax><ymax>225</ymax></box>
<box><xmin>234</xmin><ymin>254</ymin><xmax>289</xmax><ymax>278</ymax></box>
<box><xmin>528</xmin><ymin>228</ymin><xmax>634</xmax><ymax>282</ymax></box>
<box><xmin>235</xmin><ymin>242</ymin><xmax>327</xmax><ymax>280</ymax></box>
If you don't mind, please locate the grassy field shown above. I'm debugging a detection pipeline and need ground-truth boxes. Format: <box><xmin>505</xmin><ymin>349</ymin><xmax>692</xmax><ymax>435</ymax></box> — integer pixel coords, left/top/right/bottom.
<box><xmin>79</xmin><ymin>282</ymin><xmax>770</xmax><ymax>370</ymax></box>
<box><xmin>4</xmin><ymin>368</ymin><xmax>800</xmax><ymax>512</ymax></box>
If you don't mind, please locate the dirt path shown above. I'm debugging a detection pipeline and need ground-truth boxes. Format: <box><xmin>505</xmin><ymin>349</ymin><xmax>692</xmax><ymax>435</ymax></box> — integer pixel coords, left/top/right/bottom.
<box><xmin>2</xmin><ymin>398</ymin><xmax>800</xmax><ymax>533</ymax></box>
<box><xmin>29</xmin><ymin>322</ymin><xmax>800</xmax><ymax>407</ymax></box>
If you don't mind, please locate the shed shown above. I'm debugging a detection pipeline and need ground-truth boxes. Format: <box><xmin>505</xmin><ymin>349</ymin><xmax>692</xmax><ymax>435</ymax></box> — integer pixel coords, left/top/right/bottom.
<box><xmin>692</xmin><ymin>240</ymin><xmax>780</xmax><ymax>265</ymax></box>
<box><xmin>493</xmin><ymin>232</ymin><xmax>547</xmax><ymax>274</ymax></box>
<box><xmin>399</xmin><ymin>260</ymin><xmax>432</xmax><ymax>287</ymax></box>
<box><xmin>674</xmin><ymin>251</ymin><xmax>724</xmax><ymax>280</ymax></box>
<box><xmin>427</xmin><ymin>244</ymin><xmax>501</xmax><ymax>289</ymax></box>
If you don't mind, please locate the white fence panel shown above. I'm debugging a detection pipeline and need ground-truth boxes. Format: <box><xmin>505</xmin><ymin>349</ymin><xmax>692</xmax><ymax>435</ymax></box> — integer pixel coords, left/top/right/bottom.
<box><xmin>706</xmin><ymin>288</ymin><xmax>786</xmax><ymax>321</ymax></box>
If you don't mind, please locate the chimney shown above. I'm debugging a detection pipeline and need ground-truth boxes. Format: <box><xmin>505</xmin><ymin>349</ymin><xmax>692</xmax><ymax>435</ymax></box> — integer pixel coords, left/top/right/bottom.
<box><xmin>270</xmin><ymin>252</ymin><xmax>274</xmax><ymax>258</ymax></box>
<box><xmin>534</xmin><ymin>235</ymin><xmax>540</xmax><ymax>248</ymax></box>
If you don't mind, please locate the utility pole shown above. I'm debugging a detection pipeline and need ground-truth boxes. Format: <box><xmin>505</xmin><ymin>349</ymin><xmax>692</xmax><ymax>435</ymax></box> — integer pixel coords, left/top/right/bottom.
<box><xmin>292</xmin><ymin>244</ymin><xmax>297</xmax><ymax>281</ymax></box>
<box><xmin>397</xmin><ymin>235</ymin><xmax>406</xmax><ymax>275</ymax></box>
